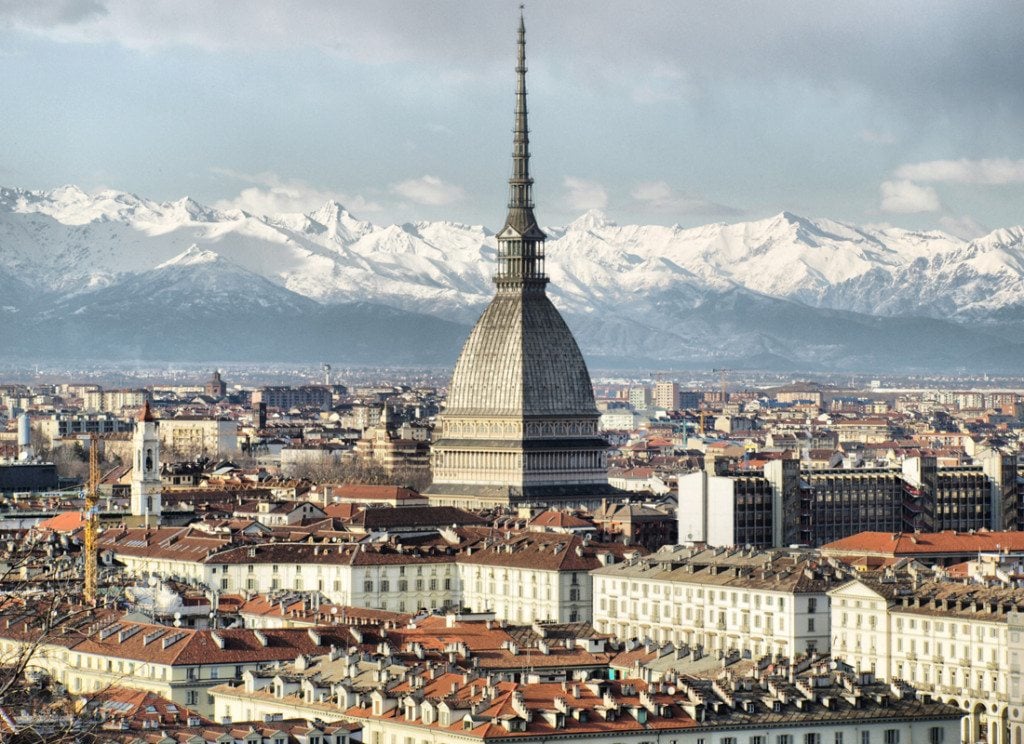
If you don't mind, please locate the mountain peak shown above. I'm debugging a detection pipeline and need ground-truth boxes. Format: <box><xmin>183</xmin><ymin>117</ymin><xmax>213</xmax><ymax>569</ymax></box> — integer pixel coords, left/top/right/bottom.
<box><xmin>157</xmin><ymin>245</ymin><xmax>220</xmax><ymax>269</ymax></box>
<box><xmin>569</xmin><ymin>209</ymin><xmax>614</xmax><ymax>231</ymax></box>
<box><xmin>310</xmin><ymin>199</ymin><xmax>351</xmax><ymax>224</ymax></box>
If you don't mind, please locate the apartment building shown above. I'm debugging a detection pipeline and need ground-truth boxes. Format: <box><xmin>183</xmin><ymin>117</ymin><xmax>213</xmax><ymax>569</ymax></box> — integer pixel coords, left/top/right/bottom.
<box><xmin>591</xmin><ymin>545</ymin><xmax>844</xmax><ymax>658</ymax></box>
<box><xmin>83</xmin><ymin>388</ymin><xmax>149</xmax><ymax>414</ymax></box>
<box><xmin>158</xmin><ymin>416</ymin><xmax>237</xmax><ymax>456</ymax></box>
<box><xmin>213</xmin><ymin>664</ymin><xmax>960</xmax><ymax>744</ymax></box>
<box><xmin>829</xmin><ymin>575</ymin><xmax>1024</xmax><ymax>744</ymax></box>
<box><xmin>0</xmin><ymin>605</ymin><xmax>350</xmax><ymax>717</ymax></box>
<box><xmin>680</xmin><ymin>453</ymin><xmax>1019</xmax><ymax>548</ymax></box>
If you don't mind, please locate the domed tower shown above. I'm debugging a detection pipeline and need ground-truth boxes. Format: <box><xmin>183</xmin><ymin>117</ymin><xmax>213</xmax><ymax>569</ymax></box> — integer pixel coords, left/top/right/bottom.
<box><xmin>426</xmin><ymin>12</ymin><xmax>612</xmax><ymax>510</ymax></box>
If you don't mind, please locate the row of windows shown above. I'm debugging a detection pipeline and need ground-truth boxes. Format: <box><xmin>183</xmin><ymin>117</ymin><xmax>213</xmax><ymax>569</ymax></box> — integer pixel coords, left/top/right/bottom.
<box><xmin>690</xmin><ymin>729</ymin><xmax>939</xmax><ymax>744</ymax></box>
<box><xmin>363</xmin><ymin>579</ymin><xmax>451</xmax><ymax>593</ymax></box>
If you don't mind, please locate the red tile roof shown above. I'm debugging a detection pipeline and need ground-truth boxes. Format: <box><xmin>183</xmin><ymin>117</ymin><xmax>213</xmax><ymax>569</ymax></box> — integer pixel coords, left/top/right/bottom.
<box><xmin>528</xmin><ymin>510</ymin><xmax>594</xmax><ymax>529</ymax></box>
<box><xmin>821</xmin><ymin>529</ymin><xmax>1024</xmax><ymax>557</ymax></box>
<box><xmin>34</xmin><ymin>510</ymin><xmax>85</xmax><ymax>533</ymax></box>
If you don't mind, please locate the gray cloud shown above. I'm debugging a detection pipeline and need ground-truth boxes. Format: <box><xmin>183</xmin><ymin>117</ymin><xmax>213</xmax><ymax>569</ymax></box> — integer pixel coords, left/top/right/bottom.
<box><xmin>0</xmin><ymin>0</ymin><xmax>106</xmax><ymax>27</ymax></box>
<box><xmin>6</xmin><ymin>1</ymin><xmax>1022</xmax><ymax>116</ymax></box>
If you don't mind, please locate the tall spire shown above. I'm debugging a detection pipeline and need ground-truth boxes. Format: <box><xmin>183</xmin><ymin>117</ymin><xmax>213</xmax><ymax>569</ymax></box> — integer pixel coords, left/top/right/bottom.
<box><xmin>509</xmin><ymin>8</ymin><xmax>532</xmax><ymax>214</ymax></box>
<box><xmin>497</xmin><ymin>6</ymin><xmax>547</xmax><ymax>286</ymax></box>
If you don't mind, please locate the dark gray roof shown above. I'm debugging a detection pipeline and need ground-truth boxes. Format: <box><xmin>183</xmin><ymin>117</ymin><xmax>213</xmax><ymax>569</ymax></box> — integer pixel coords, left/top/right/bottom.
<box><xmin>445</xmin><ymin>290</ymin><xmax>597</xmax><ymax>418</ymax></box>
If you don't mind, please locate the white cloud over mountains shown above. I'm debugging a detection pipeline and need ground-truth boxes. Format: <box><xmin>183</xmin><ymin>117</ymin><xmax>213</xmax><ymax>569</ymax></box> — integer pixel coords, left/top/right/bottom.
<box><xmin>562</xmin><ymin>177</ymin><xmax>608</xmax><ymax>211</ymax></box>
<box><xmin>879</xmin><ymin>179</ymin><xmax>940</xmax><ymax>213</ymax></box>
<box><xmin>894</xmin><ymin>158</ymin><xmax>1024</xmax><ymax>185</ymax></box>
<box><xmin>211</xmin><ymin>170</ymin><xmax>381</xmax><ymax>217</ymax></box>
<box><xmin>391</xmin><ymin>175</ymin><xmax>465</xmax><ymax>206</ymax></box>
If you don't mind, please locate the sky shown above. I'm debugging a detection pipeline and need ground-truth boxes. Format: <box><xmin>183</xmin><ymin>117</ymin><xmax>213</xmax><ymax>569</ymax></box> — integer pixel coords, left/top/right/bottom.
<box><xmin>1</xmin><ymin>0</ymin><xmax>1023</xmax><ymax>237</ymax></box>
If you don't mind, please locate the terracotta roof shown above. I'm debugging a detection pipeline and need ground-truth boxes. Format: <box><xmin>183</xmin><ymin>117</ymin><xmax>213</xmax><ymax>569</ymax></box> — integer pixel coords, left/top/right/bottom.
<box><xmin>86</xmin><ymin>687</ymin><xmax>209</xmax><ymax>729</ymax></box>
<box><xmin>528</xmin><ymin>510</ymin><xmax>594</xmax><ymax>529</ymax></box>
<box><xmin>331</xmin><ymin>484</ymin><xmax>424</xmax><ymax>501</ymax></box>
<box><xmin>821</xmin><ymin>529</ymin><xmax>1024</xmax><ymax>557</ymax></box>
<box><xmin>72</xmin><ymin>621</ymin><xmax>353</xmax><ymax>666</ymax></box>
<box><xmin>324</xmin><ymin>502</ymin><xmax>363</xmax><ymax>520</ymax></box>
<box><xmin>34</xmin><ymin>510</ymin><xmax>85</xmax><ymax>533</ymax></box>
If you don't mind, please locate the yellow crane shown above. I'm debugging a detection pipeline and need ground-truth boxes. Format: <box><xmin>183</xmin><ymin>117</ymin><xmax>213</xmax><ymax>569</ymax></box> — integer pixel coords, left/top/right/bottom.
<box><xmin>83</xmin><ymin>432</ymin><xmax>100</xmax><ymax>606</ymax></box>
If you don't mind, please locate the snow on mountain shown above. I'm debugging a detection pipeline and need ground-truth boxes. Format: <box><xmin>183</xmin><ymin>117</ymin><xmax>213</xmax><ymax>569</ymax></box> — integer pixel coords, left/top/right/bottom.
<box><xmin>4</xmin><ymin>183</ymin><xmax>1024</xmax><ymax>368</ymax></box>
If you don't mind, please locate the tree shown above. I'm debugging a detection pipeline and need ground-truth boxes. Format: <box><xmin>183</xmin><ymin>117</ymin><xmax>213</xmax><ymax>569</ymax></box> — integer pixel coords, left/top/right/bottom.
<box><xmin>0</xmin><ymin>530</ymin><xmax>129</xmax><ymax>742</ymax></box>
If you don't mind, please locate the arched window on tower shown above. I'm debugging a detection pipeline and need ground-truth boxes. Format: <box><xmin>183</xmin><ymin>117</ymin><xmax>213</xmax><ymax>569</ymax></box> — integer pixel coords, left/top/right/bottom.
<box><xmin>145</xmin><ymin>448</ymin><xmax>153</xmax><ymax>471</ymax></box>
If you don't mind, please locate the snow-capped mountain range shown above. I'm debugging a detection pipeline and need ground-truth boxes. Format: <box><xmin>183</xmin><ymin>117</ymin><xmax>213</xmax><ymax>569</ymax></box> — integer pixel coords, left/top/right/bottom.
<box><xmin>2</xmin><ymin>184</ymin><xmax>1024</xmax><ymax>371</ymax></box>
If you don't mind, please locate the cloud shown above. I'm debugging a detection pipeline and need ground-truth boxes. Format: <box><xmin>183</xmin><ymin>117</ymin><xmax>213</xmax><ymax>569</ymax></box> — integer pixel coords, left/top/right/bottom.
<box><xmin>894</xmin><ymin>158</ymin><xmax>1024</xmax><ymax>185</ymax></box>
<box><xmin>563</xmin><ymin>176</ymin><xmax>608</xmax><ymax>211</ymax></box>
<box><xmin>391</xmin><ymin>175</ymin><xmax>465</xmax><ymax>206</ymax></box>
<box><xmin>211</xmin><ymin>170</ymin><xmax>380</xmax><ymax>216</ymax></box>
<box><xmin>0</xmin><ymin>0</ymin><xmax>106</xmax><ymax>27</ymax></box>
<box><xmin>6</xmin><ymin>0</ymin><xmax>1021</xmax><ymax>119</ymax></box>
<box><xmin>939</xmin><ymin>214</ymin><xmax>989</xmax><ymax>240</ymax></box>
<box><xmin>630</xmin><ymin>180</ymin><xmax>740</xmax><ymax>217</ymax></box>
<box><xmin>879</xmin><ymin>179</ymin><xmax>940</xmax><ymax>213</ymax></box>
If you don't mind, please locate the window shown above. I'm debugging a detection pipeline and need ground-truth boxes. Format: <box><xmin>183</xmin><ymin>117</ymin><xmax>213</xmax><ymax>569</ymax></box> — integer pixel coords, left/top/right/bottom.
<box><xmin>884</xmin><ymin>731</ymin><xmax>900</xmax><ymax>744</ymax></box>
<box><xmin>928</xmin><ymin>727</ymin><xmax>944</xmax><ymax>744</ymax></box>
<box><xmin>808</xmin><ymin>618</ymin><xmax>815</xmax><ymax>632</ymax></box>
<box><xmin>381</xmin><ymin>580</ymin><xmax>390</xmax><ymax>592</ymax></box>
<box><xmin>186</xmin><ymin>691</ymin><xmax>198</xmax><ymax>705</ymax></box>
<box><xmin>399</xmin><ymin>580</ymin><xmax>408</xmax><ymax>592</ymax></box>
<box><xmin>808</xmin><ymin>597</ymin><xmax>817</xmax><ymax>613</ymax></box>
<box><xmin>364</xmin><ymin>580</ymin><xmax>373</xmax><ymax>593</ymax></box>
<box><xmin>721</xmin><ymin>738</ymin><xmax>736</xmax><ymax>744</ymax></box>
<box><xmin>776</xmin><ymin>737</ymin><xmax>792</xmax><ymax>744</ymax></box>
<box><xmin>835</xmin><ymin>735</ymin><xmax>843</xmax><ymax>744</ymax></box>
<box><xmin>805</xmin><ymin>734</ymin><xmax>820</xmax><ymax>744</ymax></box>
<box><xmin>751</xmin><ymin>737</ymin><xmax>765</xmax><ymax>744</ymax></box>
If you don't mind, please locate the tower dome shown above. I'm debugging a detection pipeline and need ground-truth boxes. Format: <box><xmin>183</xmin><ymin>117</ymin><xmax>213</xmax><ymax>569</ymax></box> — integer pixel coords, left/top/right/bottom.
<box><xmin>425</xmin><ymin>11</ymin><xmax>612</xmax><ymax>510</ymax></box>
<box><xmin>445</xmin><ymin>292</ymin><xmax>598</xmax><ymax>418</ymax></box>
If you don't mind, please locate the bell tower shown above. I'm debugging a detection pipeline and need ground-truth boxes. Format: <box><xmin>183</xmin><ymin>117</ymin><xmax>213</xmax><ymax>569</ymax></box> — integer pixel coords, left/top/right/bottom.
<box><xmin>131</xmin><ymin>400</ymin><xmax>162</xmax><ymax>524</ymax></box>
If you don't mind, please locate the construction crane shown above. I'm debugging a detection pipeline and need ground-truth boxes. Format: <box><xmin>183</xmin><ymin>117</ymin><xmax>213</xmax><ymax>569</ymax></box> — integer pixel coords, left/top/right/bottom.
<box><xmin>83</xmin><ymin>432</ymin><xmax>100</xmax><ymax>606</ymax></box>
